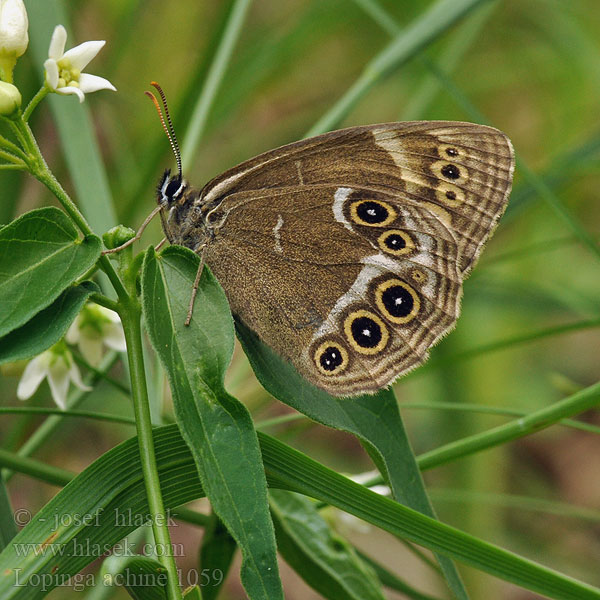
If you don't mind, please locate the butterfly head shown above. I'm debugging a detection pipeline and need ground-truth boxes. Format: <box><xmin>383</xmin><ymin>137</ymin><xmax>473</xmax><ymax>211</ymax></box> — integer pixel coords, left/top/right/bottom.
<box><xmin>157</xmin><ymin>168</ymin><xmax>187</xmax><ymax>208</ymax></box>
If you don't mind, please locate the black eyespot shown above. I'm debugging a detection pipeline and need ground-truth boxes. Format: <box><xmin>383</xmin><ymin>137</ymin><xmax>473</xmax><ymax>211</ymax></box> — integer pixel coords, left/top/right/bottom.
<box><xmin>445</xmin><ymin>147</ymin><xmax>459</xmax><ymax>157</ymax></box>
<box><xmin>383</xmin><ymin>233</ymin><xmax>406</xmax><ymax>251</ymax></box>
<box><xmin>441</xmin><ymin>164</ymin><xmax>460</xmax><ymax>180</ymax></box>
<box><xmin>319</xmin><ymin>346</ymin><xmax>344</xmax><ymax>372</ymax></box>
<box><xmin>350</xmin><ymin>316</ymin><xmax>382</xmax><ymax>348</ymax></box>
<box><xmin>445</xmin><ymin>190</ymin><xmax>457</xmax><ymax>200</ymax></box>
<box><xmin>356</xmin><ymin>201</ymin><xmax>389</xmax><ymax>224</ymax></box>
<box><xmin>382</xmin><ymin>285</ymin><xmax>414</xmax><ymax>318</ymax></box>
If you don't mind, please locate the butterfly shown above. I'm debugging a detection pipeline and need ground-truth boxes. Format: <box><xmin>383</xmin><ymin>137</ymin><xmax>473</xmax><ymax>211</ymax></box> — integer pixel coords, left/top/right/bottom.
<box><xmin>133</xmin><ymin>85</ymin><xmax>514</xmax><ymax>397</ymax></box>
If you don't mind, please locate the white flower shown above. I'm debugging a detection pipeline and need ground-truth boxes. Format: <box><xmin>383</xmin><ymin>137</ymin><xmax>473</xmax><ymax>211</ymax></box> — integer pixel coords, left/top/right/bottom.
<box><xmin>44</xmin><ymin>24</ymin><xmax>115</xmax><ymax>103</ymax></box>
<box><xmin>66</xmin><ymin>303</ymin><xmax>126</xmax><ymax>367</ymax></box>
<box><xmin>17</xmin><ymin>343</ymin><xmax>91</xmax><ymax>409</ymax></box>
<box><xmin>0</xmin><ymin>0</ymin><xmax>28</xmax><ymax>82</ymax></box>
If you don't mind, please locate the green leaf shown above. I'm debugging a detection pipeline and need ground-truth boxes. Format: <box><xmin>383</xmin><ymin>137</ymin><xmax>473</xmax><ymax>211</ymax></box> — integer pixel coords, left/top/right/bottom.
<box><xmin>0</xmin><ymin>425</ymin><xmax>598</xmax><ymax>600</ymax></box>
<box><xmin>0</xmin><ymin>207</ymin><xmax>101</xmax><ymax>337</ymax></box>
<box><xmin>0</xmin><ymin>281</ymin><xmax>99</xmax><ymax>364</ymax></box>
<box><xmin>198</xmin><ymin>512</ymin><xmax>236</xmax><ymax>600</ymax></box>
<box><xmin>183</xmin><ymin>587</ymin><xmax>203</xmax><ymax>599</ymax></box>
<box><xmin>270</xmin><ymin>489</ymin><xmax>385</xmax><ymax>600</ymax></box>
<box><xmin>101</xmin><ymin>555</ymin><xmax>168</xmax><ymax>600</ymax></box>
<box><xmin>0</xmin><ymin>480</ymin><xmax>16</xmax><ymax>552</ymax></box>
<box><xmin>356</xmin><ymin>551</ymin><xmax>444</xmax><ymax>600</ymax></box>
<box><xmin>141</xmin><ymin>246</ymin><xmax>283</xmax><ymax>600</ymax></box>
<box><xmin>237</xmin><ymin>325</ymin><xmax>468</xmax><ymax>598</ymax></box>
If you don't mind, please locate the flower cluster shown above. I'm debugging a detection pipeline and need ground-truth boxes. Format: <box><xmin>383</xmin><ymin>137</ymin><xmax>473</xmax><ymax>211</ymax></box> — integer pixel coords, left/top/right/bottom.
<box><xmin>0</xmin><ymin>0</ymin><xmax>115</xmax><ymax>115</ymax></box>
<box><xmin>17</xmin><ymin>304</ymin><xmax>126</xmax><ymax>409</ymax></box>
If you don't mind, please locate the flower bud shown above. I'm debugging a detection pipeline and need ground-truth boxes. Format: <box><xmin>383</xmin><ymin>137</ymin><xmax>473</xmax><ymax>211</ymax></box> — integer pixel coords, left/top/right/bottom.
<box><xmin>0</xmin><ymin>0</ymin><xmax>28</xmax><ymax>82</ymax></box>
<box><xmin>103</xmin><ymin>225</ymin><xmax>135</xmax><ymax>250</ymax></box>
<box><xmin>0</xmin><ymin>80</ymin><xmax>21</xmax><ymax>116</ymax></box>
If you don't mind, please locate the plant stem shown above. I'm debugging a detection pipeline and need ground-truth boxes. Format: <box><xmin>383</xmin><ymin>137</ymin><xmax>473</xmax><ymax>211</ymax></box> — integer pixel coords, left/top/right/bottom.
<box><xmin>23</xmin><ymin>86</ymin><xmax>49</xmax><ymax>122</ymax></box>
<box><xmin>120</xmin><ymin>303</ymin><xmax>184</xmax><ymax>600</ymax></box>
<box><xmin>13</xmin><ymin>117</ymin><xmax>129</xmax><ymax>301</ymax></box>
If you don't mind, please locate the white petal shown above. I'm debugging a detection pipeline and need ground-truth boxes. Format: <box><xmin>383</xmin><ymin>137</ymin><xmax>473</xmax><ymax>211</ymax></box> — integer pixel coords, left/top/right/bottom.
<box><xmin>101</xmin><ymin>322</ymin><xmax>127</xmax><ymax>352</ymax></box>
<box><xmin>68</xmin><ymin>363</ymin><xmax>92</xmax><ymax>393</ymax></box>
<box><xmin>48</xmin><ymin>25</ymin><xmax>67</xmax><ymax>60</ymax></box>
<box><xmin>47</xmin><ymin>359</ymin><xmax>70</xmax><ymax>409</ymax></box>
<box><xmin>62</xmin><ymin>40</ymin><xmax>105</xmax><ymax>71</ymax></box>
<box><xmin>65</xmin><ymin>316</ymin><xmax>80</xmax><ymax>344</ymax></box>
<box><xmin>0</xmin><ymin>0</ymin><xmax>29</xmax><ymax>56</ymax></box>
<box><xmin>16</xmin><ymin>355</ymin><xmax>49</xmax><ymax>400</ymax></box>
<box><xmin>44</xmin><ymin>58</ymin><xmax>59</xmax><ymax>89</ymax></box>
<box><xmin>79</xmin><ymin>336</ymin><xmax>103</xmax><ymax>367</ymax></box>
<box><xmin>78</xmin><ymin>73</ymin><xmax>116</xmax><ymax>94</ymax></box>
<box><xmin>57</xmin><ymin>86</ymin><xmax>85</xmax><ymax>102</ymax></box>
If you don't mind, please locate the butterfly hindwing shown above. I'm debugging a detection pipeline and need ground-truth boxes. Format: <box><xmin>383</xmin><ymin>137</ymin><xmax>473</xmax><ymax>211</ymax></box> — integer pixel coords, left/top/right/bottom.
<box><xmin>203</xmin><ymin>184</ymin><xmax>462</xmax><ymax>395</ymax></box>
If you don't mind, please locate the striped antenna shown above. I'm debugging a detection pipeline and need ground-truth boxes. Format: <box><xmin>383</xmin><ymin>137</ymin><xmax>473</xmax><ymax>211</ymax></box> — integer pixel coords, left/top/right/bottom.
<box><xmin>145</xmin><ymin>83</ymin><xmax>182</xmax><ymax>178</ymax></box>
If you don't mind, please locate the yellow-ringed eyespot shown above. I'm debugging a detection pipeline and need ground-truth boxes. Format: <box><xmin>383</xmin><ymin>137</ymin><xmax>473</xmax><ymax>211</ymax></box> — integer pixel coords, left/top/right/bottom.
<box><xmin>431</xmin><ymin>159</ymin><xmax>468</xmax><ymax>185</ymax></box>
<box><xmin>377</xmin><ymin>229</ymin><xmax>414</xmax><ymax>256</ymax></box>
<box><xmin>410</xmin><ymin>269</ymin><xmax>427</xmax><ymax>284</ymax></box>
<box><xmin>437</xmin><ymin>143</ymin><xmax>463</xmax><ymax>160</ymax></box>
<box><xmin>350</xmin><ymin>199</ymin><xmax>396</xmax><ymax>227</ymax></box>
<box><xmin>314</xmin><ymin>341</ymin><xmax>349</xmax><ymax>376</ymax></box>
<box><xmin>344</xmin><ymin>310</ymin><xmax>389</xmax><ymax>354</ymax></box>
<box><xmin>435</xmin><ymin>182</ymin><xmax>465</xmax><ymax>207</ymax></box>
<box><xmin>375</xmin><ymin>279</ymin><xmax>420</xmax><ymax>324</ymax></box>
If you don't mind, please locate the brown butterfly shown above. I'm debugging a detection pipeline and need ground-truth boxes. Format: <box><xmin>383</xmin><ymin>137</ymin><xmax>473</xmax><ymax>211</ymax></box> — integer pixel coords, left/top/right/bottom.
<box><xmin>125</xmin><ymin>85</ymin><xmax>514</xmax><ymax>397</ymax></box>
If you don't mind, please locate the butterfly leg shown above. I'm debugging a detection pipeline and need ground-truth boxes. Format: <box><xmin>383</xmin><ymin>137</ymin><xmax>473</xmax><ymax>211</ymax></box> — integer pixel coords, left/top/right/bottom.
<box><xmin>155</xmin><ymin>237</ymin><xmax>167</xmax><ymax>252</ymax></box>
<box><xmin>184</xmin><ymin>250</ymin><xmax>206</xmax><ymax>326</ymax></box>
<box><xmin>102</xmin><ymin>205</ymin><xmax>163</xmax><ymax>255</ymax></box>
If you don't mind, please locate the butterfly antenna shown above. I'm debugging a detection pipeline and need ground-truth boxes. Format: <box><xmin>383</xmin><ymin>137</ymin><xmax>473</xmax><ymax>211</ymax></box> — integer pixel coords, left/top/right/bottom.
<box><xmin>145</xmin><ymin>86</ymin><xmax>182</xmax><ymax>179</ymax></box>
<box><xmin>150</xmin><ymin>81</ymin><xmax>183</xmax><ymax>179</ymax></box>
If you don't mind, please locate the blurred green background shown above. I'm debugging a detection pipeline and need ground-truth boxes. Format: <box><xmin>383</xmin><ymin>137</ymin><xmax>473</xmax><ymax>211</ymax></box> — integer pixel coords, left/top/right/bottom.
<box><xmin>1</xmin><ymin>0</ymin><xmax>599</xmax><ymax>598</ymax></box>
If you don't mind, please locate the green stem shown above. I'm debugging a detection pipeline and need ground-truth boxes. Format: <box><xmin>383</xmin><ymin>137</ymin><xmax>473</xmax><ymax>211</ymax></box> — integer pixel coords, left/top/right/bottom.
<box><xmin>89</xmin><ymin>292</ymin><xmax>120</xmax><ymax>312</ymax></box>
<box><xmin>120</xmin><ymin>303</ymin><xmax>183</xmax><ymax>600</ymax></box>
<box><xmin>0</xmin><ymin>149</ymin><xmax>25</xmax><ymax>167</ymax></box>
<box><xmin>10</xmin><ymin>117</ymin><xmax>129</xmax><ymax>301</ymax></box>
<box><xmin>23</xmin><ymin>86</ymin><xmax>50</xmax><ymax>122</ymax></box>
<box><xmin>0</xmin><ymin>133</ymin><xmax>27</xmax><ymax>161</ymax></box>
<box><xmin>0</xmin><ymin>447</ymin><xmax>72</xmax><ymax>487</ymax></box>
<box><xmin>0</xmin><ymin>406</ymin><xmax>134</xmax><ymax>424</ymax></box>
<box><xmin>417</xmin><ymin>381</ymin><xmax>600</xmax><ymax>471</ymax></box>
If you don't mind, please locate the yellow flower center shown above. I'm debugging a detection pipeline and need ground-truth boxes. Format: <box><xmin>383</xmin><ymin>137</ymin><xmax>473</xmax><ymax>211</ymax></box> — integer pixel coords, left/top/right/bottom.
<box><xmin>56</xmin><ymin>58</ymin><xmax>81</xmax><ymax>88</ymax></box>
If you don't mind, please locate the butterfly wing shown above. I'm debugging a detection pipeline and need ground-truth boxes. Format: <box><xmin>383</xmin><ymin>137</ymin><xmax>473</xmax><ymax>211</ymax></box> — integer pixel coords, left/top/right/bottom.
<box><xmin>203</xmin><ymin>184</ymin><xmax>462</xmax><ymax>396</ymax></box>
<box><xmin>200</xmin><ymin>121</ymin><xmax>514</xmax><ymax>275</ymax></box>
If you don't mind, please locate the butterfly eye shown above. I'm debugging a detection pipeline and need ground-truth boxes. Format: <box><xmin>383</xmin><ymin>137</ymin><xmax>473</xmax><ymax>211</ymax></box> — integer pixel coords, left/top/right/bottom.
<box><xmin>165</xmin><ymin>178</ymin><xmax>184</xmax><ymax>199</ymax></box>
